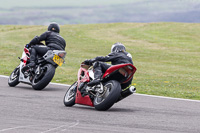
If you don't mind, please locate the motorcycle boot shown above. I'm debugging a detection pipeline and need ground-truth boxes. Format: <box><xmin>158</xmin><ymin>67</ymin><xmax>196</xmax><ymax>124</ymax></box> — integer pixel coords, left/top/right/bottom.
<box><xmin>87</xmin><ymin>67</ymin><xmax>102</xmax><ymax>87</ymax></box>
<box><xmin>22</xmin><ymin>61</ymin><xmax>35</xmax><ymax>71</ymax></box>
<box><xmin>87</xmin><ymin>79</ymin><xmax>101</xmax><ymax>87</ymax></box>
<box><xmin>22</xmin><ymin>48</ymin><xmax>36</xmax><ymax>73</ymax></box>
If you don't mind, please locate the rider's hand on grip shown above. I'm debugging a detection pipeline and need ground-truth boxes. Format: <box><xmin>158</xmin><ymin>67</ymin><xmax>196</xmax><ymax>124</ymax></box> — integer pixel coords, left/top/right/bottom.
<box><xmin>84</xmin><ymin>59</ymin><xmax>92</xmax><ymax>65</ymax></box>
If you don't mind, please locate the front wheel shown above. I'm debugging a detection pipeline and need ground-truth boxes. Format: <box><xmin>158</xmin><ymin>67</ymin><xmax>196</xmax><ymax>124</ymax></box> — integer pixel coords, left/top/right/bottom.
<box><xmin>32</xmin><ymin>64</ymin><xmax>55</xmax><ymax>90</ymax></box>
<box><xmin>93</xmin><ymin>80</ymin><xmax>121</xmax><ymax>111</ymax></box>
<box><xmin>63</xmin><ymin>82</ymin><xmax>77</xmax><ymax>107</ymax></box>
<box><xmin>8</xmin><ymin>66</ymin><xmax>20</xmax><ymax>87</ymax></box>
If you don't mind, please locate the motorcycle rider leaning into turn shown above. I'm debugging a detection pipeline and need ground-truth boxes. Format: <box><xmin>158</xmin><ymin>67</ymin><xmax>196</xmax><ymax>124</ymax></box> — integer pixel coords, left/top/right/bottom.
<box><xmin>84</xmin><ymin>42</ymin><xmax>134</xmax><ymax>89</ymax></box>
<box><xmin>22</xmin><ymin>22</ymin><xmax>66</xmax><ymax>72</ymax></box>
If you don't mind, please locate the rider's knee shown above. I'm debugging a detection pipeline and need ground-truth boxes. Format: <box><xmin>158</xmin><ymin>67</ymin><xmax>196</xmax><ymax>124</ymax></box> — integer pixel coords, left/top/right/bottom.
<box><xmin>93</xmin><ymin>61</ymin><xmax>100</xmax><ymax>68</ymax></box>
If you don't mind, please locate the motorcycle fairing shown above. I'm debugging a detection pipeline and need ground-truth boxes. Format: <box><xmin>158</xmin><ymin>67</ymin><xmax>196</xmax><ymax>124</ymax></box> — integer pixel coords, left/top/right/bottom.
<box><xmin>43</xmin><ymin>50</ymin><xmax>66</xmax><ymax>66</ymax></box>
<box><xmin>75</xmin><ymin>67</ymin><xmax>94</xmax><ymax>106</ymax></box>
<box><xmin>18</xmin><ymin>49</ymin><xmax>31</xmax><ymax>83</ymax></box>
<box><xmin>102</xmin><ymin>63</ymin><xmax>136</xmax><ymax>84</ymax></box>
<box><xmin>75</xmin><ymin>90</ymin><xmax>94</xmax><ymax>106</ymax></box>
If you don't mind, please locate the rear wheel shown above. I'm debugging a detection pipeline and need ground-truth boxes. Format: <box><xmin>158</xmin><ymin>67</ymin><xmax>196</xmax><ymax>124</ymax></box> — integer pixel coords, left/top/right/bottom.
<box><xmin>32</xmin><ymin>64</ymin><xmax>55</xmax><ymax>90</ymax></box>
<box><xmin>63</xmin><ymin>82</ymin><xmax>77</xmax><ymax>107</ymax></box>
<box><xmin>8</xmin><ymin>66</ymin><xmax>20</xmax><ymax>87</ymax></box>
<box><xmin>93</xmin><ymin>80</ymin><xmax>121</xmax><ymax>111</ymax></box>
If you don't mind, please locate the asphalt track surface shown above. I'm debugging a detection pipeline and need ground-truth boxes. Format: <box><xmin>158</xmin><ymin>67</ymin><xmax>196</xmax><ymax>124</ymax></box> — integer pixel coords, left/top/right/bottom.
<box><xmin>0</xmin><ymin>76</ymin><xmax>200</xmax><ymax>133</ymax></box>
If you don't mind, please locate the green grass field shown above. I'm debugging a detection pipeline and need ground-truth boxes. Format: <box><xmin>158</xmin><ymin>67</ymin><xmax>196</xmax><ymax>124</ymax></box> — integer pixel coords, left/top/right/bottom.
<box><xmin>0</xmin><ymin>23</ymin><xmax>199</xmax><ymax>100</ymax></box>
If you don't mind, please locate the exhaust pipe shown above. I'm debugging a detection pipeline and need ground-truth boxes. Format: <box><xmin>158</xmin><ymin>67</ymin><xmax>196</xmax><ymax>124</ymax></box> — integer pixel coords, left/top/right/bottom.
<box><xmin>129</xmin><ymin>86</ymin><xmax>136</xmax><ymax>93</ymax></box>
<box><xmin>116</xmin><ymin>86</ymin><xmax>136</xmax><ymax>102</ymax></box>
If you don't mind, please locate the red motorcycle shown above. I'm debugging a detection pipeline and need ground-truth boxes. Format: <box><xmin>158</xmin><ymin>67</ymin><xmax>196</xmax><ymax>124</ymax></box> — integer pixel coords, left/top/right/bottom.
<box><xmin>63</xmin><ymin>62</ymin><xmax>137</xmax><ymax>111</ymax></box>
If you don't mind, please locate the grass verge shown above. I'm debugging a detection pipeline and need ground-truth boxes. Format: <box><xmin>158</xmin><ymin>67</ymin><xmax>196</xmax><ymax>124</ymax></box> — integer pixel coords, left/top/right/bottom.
<box><xmin>0</xmin><ymin>23</ymin><xmax>199</xmax><ymax>100</ymax></box>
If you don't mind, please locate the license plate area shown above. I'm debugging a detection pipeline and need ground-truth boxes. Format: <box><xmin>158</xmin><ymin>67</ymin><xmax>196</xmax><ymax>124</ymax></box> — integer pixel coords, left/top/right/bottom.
<box><xmin>53</xmin><ymin>54</ymin><xmax>64</xmax><ymax>66</ymax></box>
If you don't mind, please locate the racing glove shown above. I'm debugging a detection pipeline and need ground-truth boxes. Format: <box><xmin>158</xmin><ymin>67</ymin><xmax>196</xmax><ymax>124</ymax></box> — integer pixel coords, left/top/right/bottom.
<box><xmin>84</xmin><ymin>59</ymin><xmax>92</xmax><ymax>65</ymax></box>
<box><xmin>84</xmin><ymin>59</ymin><xmax>97</xmax><ymax>65</ymax></box>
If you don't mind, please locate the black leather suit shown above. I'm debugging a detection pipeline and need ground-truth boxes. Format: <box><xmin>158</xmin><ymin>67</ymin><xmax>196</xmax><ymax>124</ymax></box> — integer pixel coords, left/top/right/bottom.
<box><xmin>90</xmin><ymin>51</ymin><xmax>134</xmax><ymax>89</ymax></box>
<box><xmin>29</xmin><ymin>31</ymin><xmax>66</xmax><ymax>62</ymax></box>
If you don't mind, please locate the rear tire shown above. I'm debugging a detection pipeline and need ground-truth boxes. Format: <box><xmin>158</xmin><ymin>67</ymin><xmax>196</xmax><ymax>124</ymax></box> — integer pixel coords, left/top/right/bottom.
<box><xmin>63</xmin><ymin>82</ymin><xmax>77</xmax><ymax>107</ymax></box>
<box><xmin>8</xmin><ymin>66</ymin><xmax>20</xmax><ymax>87</ymax></box>
<box><xmin>93</xmin><ymin>80</ymin><xmax>121</xmax><ymax>111</ymax></box>
<box><xmin>32</xmin><ymin>64</ymin><xmax>55</xmax><ymax>90</ymax></box>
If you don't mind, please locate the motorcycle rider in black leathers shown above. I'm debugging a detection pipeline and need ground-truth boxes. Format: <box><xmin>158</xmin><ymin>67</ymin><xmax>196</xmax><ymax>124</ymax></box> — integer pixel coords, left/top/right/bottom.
<box><xmin>22</xmin><ymin>22</ymin><xmax>66</xmax><ymax>71</ymax></box>
<box><xmin>84</xmin><ymin>42</ymin><xmax>133</xmax><ymax>89</ymax></box>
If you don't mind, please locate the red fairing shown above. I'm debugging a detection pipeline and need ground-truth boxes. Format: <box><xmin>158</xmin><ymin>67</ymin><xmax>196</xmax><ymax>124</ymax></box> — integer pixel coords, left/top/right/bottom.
<box><xmin>75</xmin><ymin>91</ymin><xmax>94</xmax><ymax>107</ymax></box>
<box><xmin>22</xmin><ymin>47</ymin><xmax>30</xmax><ymax>66</ymax></box>
<box><xmin>75</xmin><ymin>67</ymin><xmax>94</xmax><ymax>106</ymax></box>
<box><xmin>102</xmin><ymin>63</ymin><xmax>137</xmax><ymax>83</ymax></box>
<box><xmin>23</xmin><ymin>56</ymin><xmax>27</xmax><ymax>66</ymax></box>
<box><xmin>77</xmin><ymin>67</ymin><xmax>90</xmax><ymax>86</ymax></box>
<box><xmin>24</xmin><ymin>47</ymin><xmax>30</xmax><ymax>56</ymax></box>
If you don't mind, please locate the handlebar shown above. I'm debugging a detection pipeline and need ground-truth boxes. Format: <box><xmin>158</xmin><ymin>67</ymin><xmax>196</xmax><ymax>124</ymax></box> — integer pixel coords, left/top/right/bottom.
<box><xmin>81</xmin><ymin>62</ymin><xmax>91</xmax><ymax>70</ymax></box>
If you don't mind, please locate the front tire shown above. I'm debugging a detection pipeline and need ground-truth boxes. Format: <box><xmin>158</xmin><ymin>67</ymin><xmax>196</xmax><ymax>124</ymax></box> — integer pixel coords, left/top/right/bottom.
<box><xmin>8</xmin><ymin>66</ymin><xmax>20</xmax><ymax>87</ymax></box>
<box><xmin>63</xmin><ymin>82</ymin><xmax>77</xmax><ymax>107</ymax></box>
<box><xmin>32</xmin><ymin>64</ymin><xmax>55</xmax><ymax>90</ymax></box>
<box><xmin>94</xmin><ymin>80</ymin><xmax>121</xmax><ymax>111</ymax></box>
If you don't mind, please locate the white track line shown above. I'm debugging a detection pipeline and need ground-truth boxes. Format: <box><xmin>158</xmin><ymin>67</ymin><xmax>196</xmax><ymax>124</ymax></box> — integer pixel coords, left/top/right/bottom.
<box><xmin>134</xmin><ymin>93</ymin><xmax>200</xmax><ymax>103</ymax></box>
<box><xmin>68</xmin><ymin>120</ymin><xmax>79</xmax><ymax>128</ymax></box>
<box><xmin>0</xmin><ymin>75</ymin><xmax>9</xmax><ymax>78</ymax></box>
<box><xmin>1</xmin><ymin>75</ymin><xmax>199</xmax><ymax>103</ymax></box>
<box><xmin>0</xmin><ymin>121</ymin><xmax>79</xmax><ymax>132</ymax></box>
<box><xmin>40</xmin><ymin>124</ymin><xmax>70</xmax><ymax>133</ymax></box>
<box><xmin>0</xmin><ymin>75</ymin><xmax>70</xmax><ymax>87</ymax></box>
<box><xmin>50</xmin><ymin>82</ymin><xmax>70</xmax><ymax>87</ymax></box>
<box><xmin>41</xmin><ymin>120</ymin><xmax>79</xmax><ymax>133</ymax></box>
<box><xmin>0</xmin><ymin>125</ymin><xmax>36</xmax><ymax>132</ymax></box>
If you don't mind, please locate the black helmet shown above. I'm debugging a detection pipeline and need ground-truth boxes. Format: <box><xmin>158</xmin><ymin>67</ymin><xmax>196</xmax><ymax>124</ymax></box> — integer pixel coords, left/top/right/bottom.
<box><xmin>48</xmin><ymin>22</ymin><xmax>60</xmax><ymax>33</ymax></box>
<box><xmin>111</xmin><ymin>42</ymin><xmax>126</xmax><ymax>53</ymax></box>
